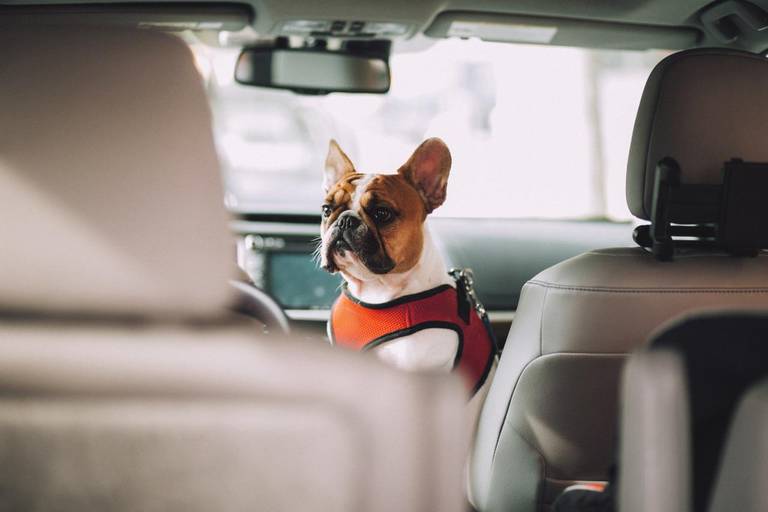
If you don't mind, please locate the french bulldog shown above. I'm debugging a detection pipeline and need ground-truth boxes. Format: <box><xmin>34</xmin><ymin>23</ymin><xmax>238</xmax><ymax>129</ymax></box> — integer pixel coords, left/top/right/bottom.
<box><xmin>319</xmin><ymin>137</ymin><xmax>496</xmax><ymax>401</ymax></box>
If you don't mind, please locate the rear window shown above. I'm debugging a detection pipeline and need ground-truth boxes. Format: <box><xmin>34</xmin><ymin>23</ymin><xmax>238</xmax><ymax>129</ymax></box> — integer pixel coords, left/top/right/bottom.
<box><xmin>191</xmin><ymin>38</ymin><xmax>667</xmax><ymax>221</ymax></box>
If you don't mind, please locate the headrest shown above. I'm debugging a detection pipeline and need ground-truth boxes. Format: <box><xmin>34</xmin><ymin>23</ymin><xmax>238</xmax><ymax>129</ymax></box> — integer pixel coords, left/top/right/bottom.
<box><xmin>0</xmin><ymin>26</ymin><xmax>233</xmax><ymax>319</ymax></box>
<box><xmin>627</xmin><ymin>49</ymin><xmax>768</xmax><ymax>220</ymax></box>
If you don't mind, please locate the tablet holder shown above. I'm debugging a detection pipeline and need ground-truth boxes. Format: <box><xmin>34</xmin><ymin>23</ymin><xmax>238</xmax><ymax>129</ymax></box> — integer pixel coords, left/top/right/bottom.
<box><xmin>633</xmin><ymin>158</ymin><xmax>768</xmax><ymax>261</ymax></box>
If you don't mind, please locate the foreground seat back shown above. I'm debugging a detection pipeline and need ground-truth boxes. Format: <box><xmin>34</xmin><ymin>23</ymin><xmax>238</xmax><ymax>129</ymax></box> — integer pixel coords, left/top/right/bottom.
<box><xmin>620</xmin><ymin>313</ymin><xmax>768</xmax><ymax>512</ymax></box>
<box><xmin>0</xmin><ymin>329</ymin><xmax>467</xmax><ymax>512</ymax></box>
<box><xmin>620</xmin><ymin>348</ymin><xmax>691</xmax><ymax>512</ymax></box>
<box><xmin>470</xmin><ymin>49</ymin><xmax>768</xmax><ymax>512</ymax></box>
<box><xmin>709</xmin><ymin>378</ymin><xmax>768</xmax><ymax>512</ymax></box>
<box><xmin>0</xmin><ymin>25</ymin><xmax>467</xmax><ymax>512</ymax></box>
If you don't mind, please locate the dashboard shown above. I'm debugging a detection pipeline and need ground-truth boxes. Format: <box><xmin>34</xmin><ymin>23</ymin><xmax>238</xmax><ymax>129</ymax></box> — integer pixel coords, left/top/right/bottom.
<box><xmin>239</xmin><ymin>231</ymin><xmax>340</xmax><ymax>310</ymax></box>
<box><xmin>233</xmin><ymin>214</ymin><xmax>634</xmax><ymax>341</ymax></box>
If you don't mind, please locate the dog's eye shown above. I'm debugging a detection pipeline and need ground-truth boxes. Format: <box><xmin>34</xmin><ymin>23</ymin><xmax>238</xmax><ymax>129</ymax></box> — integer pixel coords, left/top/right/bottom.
<box><xmin>322</xmin><ymin>204</ymin><xmax>333</xmax><ymax>218</ymax></box>
<box><xmin>372</xmin><ymin>206</ymin><xmax>394</xmax><ymax>224</ymax></box>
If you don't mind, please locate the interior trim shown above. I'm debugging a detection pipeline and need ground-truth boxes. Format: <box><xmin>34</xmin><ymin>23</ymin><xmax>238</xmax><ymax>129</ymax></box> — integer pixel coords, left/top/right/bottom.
<box><xmin>0</xmin><ymin>3</ymin><xmax>253</xmax><ymax>30</ymax></box>
<box><xmin>231</xmin><ymin>220</ymin><xmax>319</xmax><ymax>235</ymax></box>
<box><xmin>425</xmin><ymin>10</ymin><xmax>701</xmax><ymax>50</ymax></box>
<box><xmin>286</xmin><ymin>309</ymin><xmax>330</xmax><ymax>321</ymax></box>
<box><xmin>286</xmin><ymin>308</ymin><xmax>515</xmax><ymax>323</ymax></box>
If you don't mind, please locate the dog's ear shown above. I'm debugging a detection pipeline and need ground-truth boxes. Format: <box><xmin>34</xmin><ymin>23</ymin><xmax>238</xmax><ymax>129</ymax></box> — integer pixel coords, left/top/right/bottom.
<box><xmin>398</xmin><ymin>138</ymin><xmax>451</xmax><ymax>213</ymax></box>
<box><xmin>324</xmin><ymin>139</ymin><xmax>355</xmax><ymax>192</ymax></box>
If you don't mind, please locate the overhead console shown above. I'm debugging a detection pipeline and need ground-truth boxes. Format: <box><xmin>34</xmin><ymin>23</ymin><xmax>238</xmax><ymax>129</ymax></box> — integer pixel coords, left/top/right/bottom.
<box><xmin>425</xmin><ymin>11</ymin><xmax>701</xmax><ymax>50</ymax></box>
<box><xmin>276</xmin><ymin>18</ymin><xmax>410</xmax><ymax>38</ymax></box>
<box><xmin>698</xmin><ymin>0</ymin><xmax>768</xmax><ymax>50</ymax></box>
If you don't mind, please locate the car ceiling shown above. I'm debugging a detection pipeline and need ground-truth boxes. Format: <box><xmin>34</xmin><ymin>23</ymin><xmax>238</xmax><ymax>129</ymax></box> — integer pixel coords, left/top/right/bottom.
<box><xmin>2</xmin><ymin>0</ymin><xmax>768</xmax><ymax>52</ymax></box>
<box><xmin>249</xmin><ymin>0</ymin><xmax>710</xmax><ymax>33</ymax></box>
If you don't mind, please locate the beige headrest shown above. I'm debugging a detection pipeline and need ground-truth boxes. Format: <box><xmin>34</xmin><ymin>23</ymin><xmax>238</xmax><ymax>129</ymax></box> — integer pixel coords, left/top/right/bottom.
<box><xmin>626</xmin><ymin>49</ymin><xmax>768</xmax><ymax>220</ymax></box>
<box><xmin>0</xmin><ymin>25</ymin><xmax>233</xmax><ymax>318</ymax></box>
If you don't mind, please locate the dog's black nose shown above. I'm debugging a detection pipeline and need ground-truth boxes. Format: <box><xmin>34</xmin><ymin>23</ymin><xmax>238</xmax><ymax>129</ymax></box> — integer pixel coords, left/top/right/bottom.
<box><xmin>337</xmin><ymin>214</ymin><xmax>361</xmax><ymax>231</ymax></box>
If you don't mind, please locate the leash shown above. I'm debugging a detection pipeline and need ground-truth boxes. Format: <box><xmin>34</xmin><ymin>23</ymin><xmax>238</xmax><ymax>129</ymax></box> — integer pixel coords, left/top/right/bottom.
<box><xmin>448</xmin><ymin>268</ymin><xmax>500</xmax><ymax>356</ymax></box>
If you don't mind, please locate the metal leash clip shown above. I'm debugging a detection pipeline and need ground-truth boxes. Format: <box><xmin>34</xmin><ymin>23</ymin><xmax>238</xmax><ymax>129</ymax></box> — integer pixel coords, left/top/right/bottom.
<box><xmin>448</xmin><ymin>267</ymin><xmax>487</xmax><ymax>318</ymax></box>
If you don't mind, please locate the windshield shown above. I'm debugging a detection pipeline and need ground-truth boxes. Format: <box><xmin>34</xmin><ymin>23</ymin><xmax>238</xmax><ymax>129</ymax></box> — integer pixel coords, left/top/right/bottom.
<box><xmin>192</xmin><ymin>38</ymin><xmax>666</xmax><ymax>221</ymax></box>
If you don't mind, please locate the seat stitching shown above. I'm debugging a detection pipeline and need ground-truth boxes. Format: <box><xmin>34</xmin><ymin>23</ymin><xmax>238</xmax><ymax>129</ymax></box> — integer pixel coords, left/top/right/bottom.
<box><xmin>538</xmin><ymin>351</ymin><xmax>629</xmax><ymax>358</ymax></box>
<box><xmin>527</xmin><ymin>280</ymin><xmax>768</xmax><ymax>294</ymax></box>
<box><xmin>539</xmin><ymin>287</ymin><xmax>548</xmax><ymax>355</ymax></box>
<box><xmin>490</xmin><ymin>287</ymin><xmax>548</xmax><ymax>466</ymax></box>
<box><xmin>487</xmin><ymin>423</ymin><xmax>547</xmax><ymax>511</ymax></box>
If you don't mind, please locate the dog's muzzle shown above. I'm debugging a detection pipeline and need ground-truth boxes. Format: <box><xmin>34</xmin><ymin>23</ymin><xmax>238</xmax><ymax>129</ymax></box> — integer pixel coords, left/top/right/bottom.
<box><xmin>321</xmin><ymin>212</ymin><xmax>361</xmax><ymax>272</ymax></box>
<box><xmin>321</xmin><ymin>211</ymin><xmax>394</xmax><ymax>274</ymax></box>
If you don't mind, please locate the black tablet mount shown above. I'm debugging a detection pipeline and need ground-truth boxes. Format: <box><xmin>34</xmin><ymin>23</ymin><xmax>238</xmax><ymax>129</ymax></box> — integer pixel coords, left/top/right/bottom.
<box><xmin>633</xmin><ymin>157</ymin><xmax>768</xmax><ymax>261</ymax></box>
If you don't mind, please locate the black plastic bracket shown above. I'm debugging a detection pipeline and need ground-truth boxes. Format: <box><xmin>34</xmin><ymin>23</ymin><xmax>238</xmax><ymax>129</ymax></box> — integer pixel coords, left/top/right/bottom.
<box><xmin>649</xmin><ymin>157</ymin><xmax>679</xmax><ymax>260</ymax></box>
<box><xmin>719</xmin><ymin>159</ymin><xmax>768</xmax><ymax>255</ymax></box>
<box><xmin>633</xmin><ymin>157</ymin><xmax>768</xmax><ymax>261</ymax></box>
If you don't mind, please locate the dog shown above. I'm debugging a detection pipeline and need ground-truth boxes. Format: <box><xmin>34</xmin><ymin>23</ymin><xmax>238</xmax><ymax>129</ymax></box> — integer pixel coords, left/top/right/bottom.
<box><xmin>318</xmin><ymin>137</ymin><xmax>497</xmax><ymax>406</ymax></box>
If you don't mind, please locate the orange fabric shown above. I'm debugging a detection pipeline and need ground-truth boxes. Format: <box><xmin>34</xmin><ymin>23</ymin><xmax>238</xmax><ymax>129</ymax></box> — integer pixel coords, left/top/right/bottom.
<box><xmin>330</xmin><ymin>284</ymin><xmax>495</xmax><ymax>393</ymax></box>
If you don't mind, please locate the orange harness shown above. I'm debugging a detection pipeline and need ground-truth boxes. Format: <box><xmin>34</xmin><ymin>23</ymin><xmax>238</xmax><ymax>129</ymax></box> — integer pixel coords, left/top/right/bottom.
<box><xmin>329</xmin><ymin>274</ymin><xmax>497</xmax><ymax>394</ymax></box>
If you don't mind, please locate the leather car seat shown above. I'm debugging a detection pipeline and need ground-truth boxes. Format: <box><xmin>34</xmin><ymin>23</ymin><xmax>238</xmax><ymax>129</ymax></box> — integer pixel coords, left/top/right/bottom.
<box><xmin>0</xmin><ymin>25</ymin><xmax>467</xmax><ymax>512</ymax></box>
<box><xmin>469</xmin><ymin>48</ymin><xmax>768</xmax><ymax>512</ymax></box>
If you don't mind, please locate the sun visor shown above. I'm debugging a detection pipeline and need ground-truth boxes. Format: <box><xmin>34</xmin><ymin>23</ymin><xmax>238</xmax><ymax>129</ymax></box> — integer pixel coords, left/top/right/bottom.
<box><xmin>0</xmin><ymin>3</ymin><xmax>253</xmax><ymax>31</ymax></box>
<box><xmin>425</xmin><ymin>11</ymin><xmax>700</xmax><ymax>50</ymax></box>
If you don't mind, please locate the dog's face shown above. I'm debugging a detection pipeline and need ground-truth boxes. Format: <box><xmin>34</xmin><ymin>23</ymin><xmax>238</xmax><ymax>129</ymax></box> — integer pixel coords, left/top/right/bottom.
<box><xmin>319</xmin><ymin>138</ymin><xmax>451</xmax><ymax>279</ymax></box>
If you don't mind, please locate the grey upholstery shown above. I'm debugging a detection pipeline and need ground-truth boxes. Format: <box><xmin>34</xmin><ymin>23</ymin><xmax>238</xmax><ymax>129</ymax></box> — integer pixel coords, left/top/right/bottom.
<box><xmin>0</xmin><ymin>25</ymin><xmax>468</xmax><ymax>512</ymax></box>
<box><xmin>626</xmin><ymin>49</ymin><xmax>768</xmax><ymax>220</ymax></box>
<box><xmin>470</xmin><ymin>249</ymin><xmax>768</xmax><ymax>511</ymax></box>
<box><xmin>619</xmin><ymin>349</ymin><xmax>691</xmax><ymax>512</ymax></box>
<box><xmin>0</xmin><ymin>24</ymin><xmax>232</xmax><ymax>318</ymax></box>
<box><xmin>709</xmin><ymin>378</ymin><xmax>768</xmax><ymax>512</ymax></box>
<box><xmin>470</xmin><ymin>48</ymin><xmax>768</xmax><ymax>512</ymax></box>
<box><xmin>0</xmin><ymin>326</ymin><xmax>468</xmax><ymax>512</ymax></box>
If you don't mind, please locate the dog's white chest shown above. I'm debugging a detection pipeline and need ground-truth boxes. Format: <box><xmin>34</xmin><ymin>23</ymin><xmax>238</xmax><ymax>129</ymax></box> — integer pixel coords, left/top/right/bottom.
<box><xmin>372</xmin><ymin>328</ymin><xmax>459</xmax><ymax>372</ymax></box>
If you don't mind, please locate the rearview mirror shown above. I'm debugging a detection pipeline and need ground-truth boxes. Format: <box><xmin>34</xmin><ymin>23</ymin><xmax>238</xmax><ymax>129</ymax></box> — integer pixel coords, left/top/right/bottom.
<box><xmin>235</xmin><ymin>47</ymin><xmax>390</xmax><ymax>94</ymax></box>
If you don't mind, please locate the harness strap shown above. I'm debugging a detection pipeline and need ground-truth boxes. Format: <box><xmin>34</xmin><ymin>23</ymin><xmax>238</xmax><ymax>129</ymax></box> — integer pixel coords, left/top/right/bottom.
<box><xmin>330</xmin><ymin>269</ymin><xmax>497</xmax><ymax>394</ymax></box>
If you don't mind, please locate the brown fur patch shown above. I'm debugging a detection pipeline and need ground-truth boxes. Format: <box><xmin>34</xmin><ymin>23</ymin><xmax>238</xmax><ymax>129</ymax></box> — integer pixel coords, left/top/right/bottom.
<box><xmin>323</xmin><ymin>172</ymin><xmax>363</xmax><ymax>225</ymax></box>
<box><xmin>322</xmin><ymin>172</ymin><xmax>428</xmax><ymax>274</ymax></box>
<box><xmin>359</xmin><ymin>174</ymin><xmax>426</xmax><ymax>273</ymax></box>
